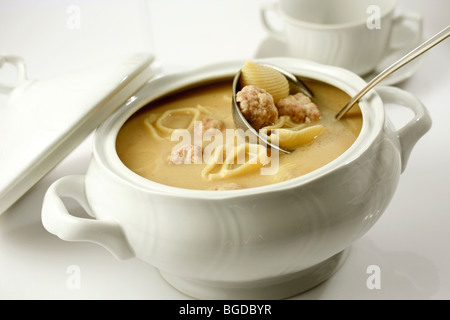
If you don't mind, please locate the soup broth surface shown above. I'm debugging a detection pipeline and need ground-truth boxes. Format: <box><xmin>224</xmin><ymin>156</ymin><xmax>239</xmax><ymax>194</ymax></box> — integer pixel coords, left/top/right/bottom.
<box><xmin>116</xmin><ymin>79</ymin><xmax>362</xmax><ymax>190</ymax></box>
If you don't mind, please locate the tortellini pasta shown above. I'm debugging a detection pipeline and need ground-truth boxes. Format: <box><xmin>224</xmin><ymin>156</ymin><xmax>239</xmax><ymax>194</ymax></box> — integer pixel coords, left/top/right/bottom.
<box><xmin>144</xmin><ymin>104</ymin><xmax>211</xmax><ymax>140</ymax></box>
<box><xmin>201</xmin><ymin>143</ymin><xmax>270</xmax><ymax>181</ymax></box>
<box><xmin>273</xmin><ymin>162</ymin><xmax>298</xmax><ymax>183</ymax></box>
<box><xmin>262</xmin><ymin>115</ymin><xmax>307</xmax><ymax>131</ymax></box>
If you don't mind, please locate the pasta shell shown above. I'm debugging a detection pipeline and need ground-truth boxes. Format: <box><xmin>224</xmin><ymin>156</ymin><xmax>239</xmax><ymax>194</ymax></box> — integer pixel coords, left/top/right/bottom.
<box><xmin>272</xmin><ymin>125</ymin><xmax>324</xmax><ymax>149</ymax></box>
<box><xmin>240</xmin><ymin>61</ymin><xmax>289</xmax><ymax>103</ymax></box>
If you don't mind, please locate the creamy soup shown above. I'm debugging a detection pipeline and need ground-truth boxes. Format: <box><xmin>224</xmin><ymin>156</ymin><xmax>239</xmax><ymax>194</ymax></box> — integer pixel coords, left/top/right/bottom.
<box><xmin>116</xmin><ymin>79</ymin><xmax>362</xmax><ymax>190</ymax></box>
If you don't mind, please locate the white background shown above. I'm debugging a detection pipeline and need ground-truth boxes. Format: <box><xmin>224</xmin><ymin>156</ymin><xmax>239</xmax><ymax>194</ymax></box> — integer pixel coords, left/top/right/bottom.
<box><xmin>0</xmin><ymin>0</ymin><xmax>449</xmax><ymax>299</ymax></box>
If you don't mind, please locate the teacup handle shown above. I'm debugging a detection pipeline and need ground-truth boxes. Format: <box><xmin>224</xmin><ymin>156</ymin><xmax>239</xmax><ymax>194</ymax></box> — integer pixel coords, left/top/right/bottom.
<box><xmin>376</xmin><ymin>86</ymin><xmax>431</xmax><ymax>173</ymax></box>
<box><xmin>388</xmin><ymin>11</ymin><xmax>423</xmax><ymax>52</ymax></box>
<box><xmin>41</xmin><ymin>175</ymin><xmax>135</xmax><ymax>260</ymax></box>
<box><xmin>260</xmin><ymin>2</ymin><xmax>285</xmax><ymax>41</ymax></box>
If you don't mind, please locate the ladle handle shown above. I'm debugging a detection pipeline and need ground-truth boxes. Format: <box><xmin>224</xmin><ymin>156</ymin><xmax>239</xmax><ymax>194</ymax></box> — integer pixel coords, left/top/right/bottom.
<box><xmin>336</xmin><ymin>25</ymin><xmax>450</xmax><ymax>120</ymax></box>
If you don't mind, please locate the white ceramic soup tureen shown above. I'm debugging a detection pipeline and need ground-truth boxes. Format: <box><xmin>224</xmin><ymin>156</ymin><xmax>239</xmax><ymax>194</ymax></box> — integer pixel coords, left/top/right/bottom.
<box><xmin>41</xmin><ymin>57</ymin><xmax>431</xmax><ymax>299</ymax></box>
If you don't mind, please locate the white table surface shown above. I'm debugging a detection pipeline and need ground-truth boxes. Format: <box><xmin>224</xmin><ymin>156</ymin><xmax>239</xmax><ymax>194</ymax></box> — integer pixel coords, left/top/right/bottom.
<box><xmin>0</xmin><ymin>0</ymin><xmax>449</xmax><ymax>300</ymax></box>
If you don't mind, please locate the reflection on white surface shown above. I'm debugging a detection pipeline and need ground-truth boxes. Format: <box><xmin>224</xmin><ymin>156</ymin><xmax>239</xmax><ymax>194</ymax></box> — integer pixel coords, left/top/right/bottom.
<box><xmin>300</xmin><ymin>239</ymin><xmax>439</xmax><ymax>300</ymax></box>
<box><xmin>1</xmin><ymin>0</ymin><xmax>450</xmax><ymax>299</ymax></box>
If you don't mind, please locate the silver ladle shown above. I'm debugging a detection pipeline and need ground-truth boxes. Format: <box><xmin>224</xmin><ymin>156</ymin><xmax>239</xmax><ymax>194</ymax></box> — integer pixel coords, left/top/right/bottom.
<box><xmin>232</xmin><ymin>25</ymin><xmax>450</xmax><ymax>154</ymax></box>
<box><xmin>231</xmin><ymin>63</ymin><xmax>313</xmax><ymax>154</ymax></box>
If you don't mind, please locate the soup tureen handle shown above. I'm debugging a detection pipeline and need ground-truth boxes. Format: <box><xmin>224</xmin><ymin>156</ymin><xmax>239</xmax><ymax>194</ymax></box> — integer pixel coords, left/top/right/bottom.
<box><xmin>41</xmin><ymin>175</ymin><xmax>135</xmax><ymax>260</ymax></box>
<box><xmin>376</xmin><ymin>86</ymin><xmax>432</xmax><ymax>173</ymax></box>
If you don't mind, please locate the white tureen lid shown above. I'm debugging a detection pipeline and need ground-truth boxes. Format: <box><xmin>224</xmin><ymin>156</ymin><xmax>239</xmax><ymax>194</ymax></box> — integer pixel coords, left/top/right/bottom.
<box><xmin>0</xmin><ymin>52</ymin><xmax>155</xmax><ymax>214</ymax></box>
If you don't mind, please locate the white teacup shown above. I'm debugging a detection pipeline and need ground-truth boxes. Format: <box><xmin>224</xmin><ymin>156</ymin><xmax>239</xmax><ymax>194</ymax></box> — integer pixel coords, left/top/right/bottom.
<box><xmin>261</xmin><ymin>0</ymin><xmax>423</xmax><ymax>75</ymax></box>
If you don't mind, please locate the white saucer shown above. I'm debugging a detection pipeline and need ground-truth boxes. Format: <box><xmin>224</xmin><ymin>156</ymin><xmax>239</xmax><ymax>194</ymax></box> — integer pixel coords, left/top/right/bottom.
<box><xmin>253</xmin><ymin>36</ymin><xmax>427</xmax><ymax>86</ymax></box>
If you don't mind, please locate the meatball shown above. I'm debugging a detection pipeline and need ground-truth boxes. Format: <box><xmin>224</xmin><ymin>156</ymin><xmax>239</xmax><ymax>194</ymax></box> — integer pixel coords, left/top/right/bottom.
<box><xmin>276</xmin><ymin>92</ymin><xmax>321</xmax><ymax>123</ymax></box>
<box><xmin>168</xmin><ymin>144</ymin><xmax>202</xmax><ymax>165</ymax></box>
<box><xmin>197</xmin><ymin>118</ymin><xmax>225</xmax><ymax>139</ymax></box>
<box><xmin>236</xmin><ymin>85</ymin><xmax>278</xmax><ymax>130</ymax></box>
